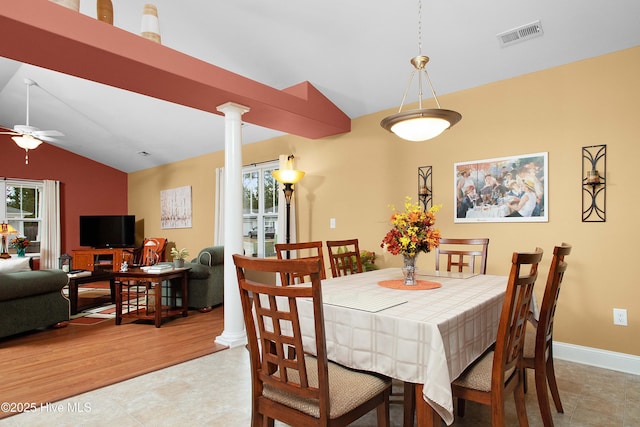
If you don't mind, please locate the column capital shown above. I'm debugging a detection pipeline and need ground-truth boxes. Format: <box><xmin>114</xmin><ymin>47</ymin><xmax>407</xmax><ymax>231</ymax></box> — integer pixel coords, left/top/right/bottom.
<box><xmin>216</xmin><ymin>102</ymin><xmax>250</xmax><ymax>115</ymax></box>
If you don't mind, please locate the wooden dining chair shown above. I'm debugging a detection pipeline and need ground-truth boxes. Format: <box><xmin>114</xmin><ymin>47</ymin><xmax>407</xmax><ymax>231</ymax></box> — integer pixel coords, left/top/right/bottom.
<box><xmin>451</xmin><ymin>248</ymin><xmax>544</xmax><ymax>427</ymax></box>
<box><xmin>326</xmin><ymin>239</ymin><xmax>363</xmax><ymax>278</ymax></box>
<box><xmin>232</xmin><ymin>254</ymin><xmax>391</xmax><ymax>427</ymax></box>
<box><xmin>275</xmin><ymin>241</ymin><xmax>327</xmax><ymax>285</ymax></box>
<box><xmin>522</xmin><ymin>243</ymin><xmax>571</xmax><ymax>427</ymax></box>
<box><xmin>401</xmin><ymin>236</ymin><xmax>490</xmax><ymax>426</ymax></box>
<box><xmin>435</xmin><ymin>237</ymin><xmax>490</xmax><ymax>274</ymax></box>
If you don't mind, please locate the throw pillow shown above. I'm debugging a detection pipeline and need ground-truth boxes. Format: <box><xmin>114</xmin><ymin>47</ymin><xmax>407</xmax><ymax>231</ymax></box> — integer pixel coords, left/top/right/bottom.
<box><xmin>0</xmin><ymin>257</ymin><xmax>32</xmax><ymax>273</ymax></box>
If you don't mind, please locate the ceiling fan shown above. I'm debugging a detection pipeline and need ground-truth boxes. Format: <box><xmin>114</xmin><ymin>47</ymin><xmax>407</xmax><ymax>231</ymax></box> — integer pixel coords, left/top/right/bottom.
<box><xmin>0</xmin><ymin>78</ymin><xmax>64</xmax><ymax>164</ymax></box>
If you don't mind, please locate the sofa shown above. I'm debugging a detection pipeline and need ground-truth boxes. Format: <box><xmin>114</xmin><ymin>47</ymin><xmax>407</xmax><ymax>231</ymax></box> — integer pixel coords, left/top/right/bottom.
<box><xmin>0</xmin><ymin>257</ymin><xmax>70</xmax><ymax>339</ymax></box>
<box><xmin>183</xmin><ymin>246</ymin><xmax>224</xmax><ymax>310</ymax></box>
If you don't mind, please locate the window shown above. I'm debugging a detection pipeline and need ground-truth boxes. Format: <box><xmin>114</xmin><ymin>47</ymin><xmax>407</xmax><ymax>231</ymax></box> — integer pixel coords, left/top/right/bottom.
<box><xmin>243</xmin><ymin>161</ymin><xmax>279</xmax><ymax>258</ymax></box>
<box><xmin>1</xmin><ymin>179</ymin><xmax>43</xmax><ymax>254</ymax></box>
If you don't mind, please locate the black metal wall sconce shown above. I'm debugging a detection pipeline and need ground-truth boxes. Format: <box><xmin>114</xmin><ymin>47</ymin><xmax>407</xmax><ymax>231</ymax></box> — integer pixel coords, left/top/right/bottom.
<box><xmin>582</xmin><ymin>144</ymin><xmax>606</xmax><ymax>222</ymax></box>
<box><xmin>418</xmin><ymin>166</ymin><xmax>432</xmax><ymax>211</ymax></box>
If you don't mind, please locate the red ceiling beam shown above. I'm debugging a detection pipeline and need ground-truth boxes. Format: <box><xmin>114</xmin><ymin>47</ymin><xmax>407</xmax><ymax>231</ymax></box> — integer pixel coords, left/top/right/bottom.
<box><xmin>0</xmin><ymin>0</ymin><xmax>350</xmax><ymax>139</ymax></box>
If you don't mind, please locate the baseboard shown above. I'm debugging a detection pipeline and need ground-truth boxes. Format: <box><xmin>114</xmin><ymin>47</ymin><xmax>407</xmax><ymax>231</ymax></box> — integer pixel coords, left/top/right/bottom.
<box><xmin>553</xmin><ymin>341</ymin><xmax>640</xmax><ymax>375</ymax></box>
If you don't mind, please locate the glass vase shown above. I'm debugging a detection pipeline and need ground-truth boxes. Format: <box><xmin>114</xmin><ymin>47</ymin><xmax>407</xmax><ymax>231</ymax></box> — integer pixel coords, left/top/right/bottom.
<box><xmin>402</xmin><ymin>254</ymin><xmax>418</xmax><ymax>285</ymax></box>
<box><xmin>17</xmin><ymin>247</ymin><xmax>26</xmax><ymax>257</ymax></box>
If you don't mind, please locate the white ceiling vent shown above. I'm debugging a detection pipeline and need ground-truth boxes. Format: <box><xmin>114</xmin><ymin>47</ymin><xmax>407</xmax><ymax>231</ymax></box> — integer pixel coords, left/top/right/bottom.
<box><xmin>497</xmin><ymin>20</ymin><xmax>543</xmax><ymax>47</ymax></box>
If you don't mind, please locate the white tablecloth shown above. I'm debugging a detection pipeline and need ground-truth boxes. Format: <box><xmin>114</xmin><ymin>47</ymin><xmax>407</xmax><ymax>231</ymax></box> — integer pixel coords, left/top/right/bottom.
<box><xmin>465</xmin><ymin>204</ymin><xmax>511</xmax><ymax>218</ymax></box>
<box><xmin>296</xmin><ymin>268</ymin><xmax>509</xmax><ymax>425</ymax></box>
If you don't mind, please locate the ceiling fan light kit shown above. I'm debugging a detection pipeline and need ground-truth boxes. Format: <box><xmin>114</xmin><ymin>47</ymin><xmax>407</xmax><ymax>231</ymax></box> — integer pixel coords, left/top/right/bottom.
<box><xmin>12</xmin><ymin>135</ymin><xmax>43</xmax><ymax>150</ymax></box>
<box><xmin>381</xmin><ymin>0</ymin><xmax>461</xmax><ymax>142</ymax></box>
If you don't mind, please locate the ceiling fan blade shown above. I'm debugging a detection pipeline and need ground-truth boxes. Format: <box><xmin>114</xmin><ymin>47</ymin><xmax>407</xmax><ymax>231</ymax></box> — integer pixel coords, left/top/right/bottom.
<box><xmin>37</xmin><ymin>135</ymin><xmax>60</xmax><ymax>143</ymax></box>
<box><xmin>34</xmin><ymin>130</ymin><xmax>65</xmax><ymax>138</ymax></box>
<box><xmin>0</xmin><ymin>125</ymin><xmax>20</xmax><ymax>135</ymax></box>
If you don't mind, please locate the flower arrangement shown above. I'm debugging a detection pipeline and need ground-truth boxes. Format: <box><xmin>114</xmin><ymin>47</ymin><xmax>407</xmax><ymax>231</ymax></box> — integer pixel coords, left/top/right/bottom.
<box><xmin>170</xmin><ymin>247</ymin><xmax>189</xmax><ymax>260</ymax></box>
<box><xmin>10</xmin><ymin>237</ymin><xmax>30</xmax><ymax>250</ymax></box>
<box><xmin>381</xmin><ymin>197</ymin><xmax>442</xmax><ymax>257</ymax></box>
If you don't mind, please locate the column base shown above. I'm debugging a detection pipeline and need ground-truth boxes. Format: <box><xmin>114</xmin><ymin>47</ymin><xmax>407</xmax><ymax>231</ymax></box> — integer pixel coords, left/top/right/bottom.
<box><xmin>215</xmin><ymin>329</ymin><xmax>247</xmax><ymax>348</ymax></box>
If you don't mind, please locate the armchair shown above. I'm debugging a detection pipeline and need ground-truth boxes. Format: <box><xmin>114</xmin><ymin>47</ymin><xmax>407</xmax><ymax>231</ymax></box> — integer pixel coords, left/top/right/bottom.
<box><xmin>124</xmin><ymin>237</ymin><xmax>167</xmax><ymax>266</ymax></box>
<box><xmin>184</xmin><ymin>246</ymin><xmax>224</xmax><ymax>311</ymax></box>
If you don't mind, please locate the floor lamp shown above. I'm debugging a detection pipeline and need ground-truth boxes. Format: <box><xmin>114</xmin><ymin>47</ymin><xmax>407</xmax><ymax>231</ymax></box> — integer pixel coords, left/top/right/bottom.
<box><xmin>272</xmin><ymin>155</ymin><xmax>305</xmax><ymax>259</ymax></box>
<box><xmin>1</xmin><ymin>223</ymin><xmax>18</xmax><ymax>259</ymax></box>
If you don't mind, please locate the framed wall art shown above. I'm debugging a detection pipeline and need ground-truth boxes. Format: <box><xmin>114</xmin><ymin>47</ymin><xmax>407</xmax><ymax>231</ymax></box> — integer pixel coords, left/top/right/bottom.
<box><xmin>160</xmin><ymin>185</ymin><xmax>192</xmax><ymax>229</ymax></box>
<box><xmin>454</xmin><ymin>152</ymin><xmax>548</xmax><ymax>223</ymax></box>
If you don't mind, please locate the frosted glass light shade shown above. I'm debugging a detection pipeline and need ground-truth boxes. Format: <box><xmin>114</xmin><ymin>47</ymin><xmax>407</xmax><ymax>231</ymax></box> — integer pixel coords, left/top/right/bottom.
<box><xmin>381</xmin><ymin>108</ymin><xmax>462</xmax><ymax>142</ymax></box>
<box><xmin>272</xmin><ymin>169</ymin><xmax>305</xmax><ymax>184</ymax></box>
<box><xmin>12</xmin><ymin>135</ymin><xmax>43</xmax><ymax>150</ymax></box>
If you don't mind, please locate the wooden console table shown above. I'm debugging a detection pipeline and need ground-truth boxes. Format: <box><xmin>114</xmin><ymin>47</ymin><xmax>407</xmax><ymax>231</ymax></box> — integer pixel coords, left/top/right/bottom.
<box><xmin>113</xmin><ymin>268</ymin><xmax>190</xmax><ymax>328</ymax></box>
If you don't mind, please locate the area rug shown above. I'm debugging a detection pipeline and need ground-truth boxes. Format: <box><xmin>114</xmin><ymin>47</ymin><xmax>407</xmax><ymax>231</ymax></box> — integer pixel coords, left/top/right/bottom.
<box><xmin>69</xmin><ymin>304</ymin><xmax>117</xmax><ymax>325</ymax></box>
<box><xmin>66</xmin><ymin>284</ymin><xmax>143</xmax><ymax>326</ymax></box>
<box><xmin>0</xmin><ymin>306</ymin><xmax>227</xmax><ymax>419</ymax></box>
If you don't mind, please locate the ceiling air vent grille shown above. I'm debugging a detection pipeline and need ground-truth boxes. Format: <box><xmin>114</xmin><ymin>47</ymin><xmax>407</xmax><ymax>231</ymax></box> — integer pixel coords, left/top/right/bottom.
<box><xmin>497</xmin><ymin>20</ymin><xmax>543</xmax><ymax>47</ymax></box>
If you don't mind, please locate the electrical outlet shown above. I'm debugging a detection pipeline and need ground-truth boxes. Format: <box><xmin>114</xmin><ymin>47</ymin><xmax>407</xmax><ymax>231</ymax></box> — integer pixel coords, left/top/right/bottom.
<box><xmin>330</xmin><ymin>218</ymin><xmax>336</xmax><ymax>229</ymax></box>
<box><xmin>613</xmin><ymin>308</ymin><xmax>628</xmax><ymax>326</ymax></box>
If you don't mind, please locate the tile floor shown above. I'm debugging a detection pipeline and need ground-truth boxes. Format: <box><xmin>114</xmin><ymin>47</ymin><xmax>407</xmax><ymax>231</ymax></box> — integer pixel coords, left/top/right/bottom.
<box><xmin>1</xmin><ymin>347</ymin><xmax>638</xmax><ymax>426</ymax></box>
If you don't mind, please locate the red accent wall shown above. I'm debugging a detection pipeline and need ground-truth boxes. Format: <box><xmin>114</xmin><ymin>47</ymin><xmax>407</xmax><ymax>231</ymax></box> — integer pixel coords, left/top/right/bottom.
<box><xmin>2</xmin><ymin>137</ymin><xmax>128</xmax><ymax>254</ymax></box>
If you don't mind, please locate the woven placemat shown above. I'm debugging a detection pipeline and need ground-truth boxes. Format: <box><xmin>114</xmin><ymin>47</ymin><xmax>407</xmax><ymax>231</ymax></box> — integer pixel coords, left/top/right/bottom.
<box><xmin>377</xmin><ymin>279</ymin><xmax>442</xmax><ymax>290</ymax></box>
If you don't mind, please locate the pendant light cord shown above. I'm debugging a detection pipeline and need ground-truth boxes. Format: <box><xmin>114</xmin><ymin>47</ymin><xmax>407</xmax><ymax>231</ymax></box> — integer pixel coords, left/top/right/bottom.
<box><xmin>417</xmin><ymin>0</ymin><xmax>422</xmax><ymax>56</ymax></box>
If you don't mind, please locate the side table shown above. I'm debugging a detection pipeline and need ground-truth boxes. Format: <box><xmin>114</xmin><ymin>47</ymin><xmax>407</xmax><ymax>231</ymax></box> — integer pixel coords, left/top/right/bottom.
<box><xmin>113</xmin><ymin>267</ymin><xmax>190</xmax><ymax>328</ymax></box>
<box><xmin>67</xmin><ymin>271</ymin><xmax>115</xmax><ymax>315</ymax></box>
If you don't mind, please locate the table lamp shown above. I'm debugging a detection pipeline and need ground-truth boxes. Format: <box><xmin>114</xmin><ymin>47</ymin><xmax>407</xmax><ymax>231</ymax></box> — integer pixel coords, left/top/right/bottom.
<box><xmin>1</xmin><ymin>223</ymin><xmax>18</xmax><ymax>259</ymax></box>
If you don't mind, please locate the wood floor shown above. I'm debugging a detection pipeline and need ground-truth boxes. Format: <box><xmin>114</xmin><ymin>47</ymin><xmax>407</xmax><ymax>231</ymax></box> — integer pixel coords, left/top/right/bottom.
<box><xmin>0</xmin><ymin>306</ymin><xmax>226</xmax><ymax>419</ymax></box>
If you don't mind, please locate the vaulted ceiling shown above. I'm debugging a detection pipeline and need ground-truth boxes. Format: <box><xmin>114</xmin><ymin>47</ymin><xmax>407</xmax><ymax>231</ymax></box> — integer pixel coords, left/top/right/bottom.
<box><xmin>1</xmin><ymin>0</ymin><xmax>638</xmax><ymax>172</ymax></box>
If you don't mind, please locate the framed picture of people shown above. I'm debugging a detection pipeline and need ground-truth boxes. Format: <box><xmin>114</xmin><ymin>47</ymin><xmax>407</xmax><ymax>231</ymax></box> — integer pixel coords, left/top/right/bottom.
<box><xmin>454</xmin><ymin>152</ymin><xmax>548</xmax><ymax>223</ymax></box>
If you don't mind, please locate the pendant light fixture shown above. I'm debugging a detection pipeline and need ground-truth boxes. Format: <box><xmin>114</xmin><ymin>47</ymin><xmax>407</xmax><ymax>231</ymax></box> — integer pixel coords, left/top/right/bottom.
<box><xmin>381</xmin><ymin>0</ymin><xmax>461</xmax><ymax>142</ymax></box>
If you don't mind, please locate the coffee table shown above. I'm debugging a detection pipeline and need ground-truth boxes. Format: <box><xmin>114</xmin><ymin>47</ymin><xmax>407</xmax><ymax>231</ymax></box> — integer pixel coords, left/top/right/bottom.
<box><xmin>67</xmin><ymin>271</ymin><xmax>115</xmax><ymax>315</ymax></box>
<box><xmin>113</xmin><ymin>267</ymin><xmax>190</xmax><ymax>328</ymax></box>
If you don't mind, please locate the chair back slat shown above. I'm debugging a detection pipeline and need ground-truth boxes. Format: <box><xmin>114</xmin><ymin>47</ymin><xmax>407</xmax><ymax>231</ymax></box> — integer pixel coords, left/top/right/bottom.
<box><xmin>275</xmin><ymin>241</ymin><xmax>327</xmax><ymax>284</ymax></box>
<box><xmin>326</xmin><ymin>239</ymin><xmax>363</xmax><ymax>277</ymax></box>
<box><xmin>493</xmin><ymin>248</ymin><xmax>543</xmax><ymax>389</ymax></box>
<box><xmin>435</xmin><ymin>238</ymin><xmax>489</xmax><ymax>274</ymax></box>
<box><xmin>233</xmin><ymin>255</ymin><xmax>330</xmax><ymax>405</ymax></box>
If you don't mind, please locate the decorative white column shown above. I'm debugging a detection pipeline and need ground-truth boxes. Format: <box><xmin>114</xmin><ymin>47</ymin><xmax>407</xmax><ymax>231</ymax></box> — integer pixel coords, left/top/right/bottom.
<box><xmin>215</xmin><ymin>102</ymin><xmax>249</xmax><ymax>348</ymax></box>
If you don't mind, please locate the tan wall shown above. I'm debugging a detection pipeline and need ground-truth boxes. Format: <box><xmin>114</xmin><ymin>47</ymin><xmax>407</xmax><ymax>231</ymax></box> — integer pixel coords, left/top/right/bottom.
<box><xmin>129</xmin><ymin>46</ymin><xmax>640</xmax><ymax>356</ymax></box>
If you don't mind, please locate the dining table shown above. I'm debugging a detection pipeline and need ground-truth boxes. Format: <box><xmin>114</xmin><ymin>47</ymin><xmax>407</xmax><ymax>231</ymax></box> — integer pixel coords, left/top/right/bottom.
<box><xmin>294</xmin><ymin>267</ymin><xmax>524</xmax><ymax>427</ymax></box>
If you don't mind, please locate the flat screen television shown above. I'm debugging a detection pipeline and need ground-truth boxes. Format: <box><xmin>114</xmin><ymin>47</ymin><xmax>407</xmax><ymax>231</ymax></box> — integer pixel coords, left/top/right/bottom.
<box><xmin>79</xmin><ymin>215</ymin><xmax>135</xmax><ymax>248</ymax></box>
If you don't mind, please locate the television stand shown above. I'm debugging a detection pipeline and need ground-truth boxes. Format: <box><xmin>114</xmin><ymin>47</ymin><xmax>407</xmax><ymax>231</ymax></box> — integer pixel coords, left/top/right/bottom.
<box><xmin>72</xmin><ymin>247</ymin><xmax>133</xmax><ymax>272</ymax></box>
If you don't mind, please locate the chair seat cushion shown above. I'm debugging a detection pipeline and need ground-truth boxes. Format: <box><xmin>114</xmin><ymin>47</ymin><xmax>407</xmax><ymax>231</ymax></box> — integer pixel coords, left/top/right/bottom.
<box><xmin>186</xmin><ymin>263</ymin><xmax>210</xmax><ymax>280</ymax></box>
<box><xmin>452</xmin><ymin>351</ymin><xmax>515</xmax><ymax>392</ymax></box>
<box><xmin>263</xmin><ymin>355</ymin><xmax>390</xmax><ymax>419</ymax></box>
<box><xmin>523</xmin><ymin>321</ymin><xmax>537</xmax><ymax>359</ymax></box>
